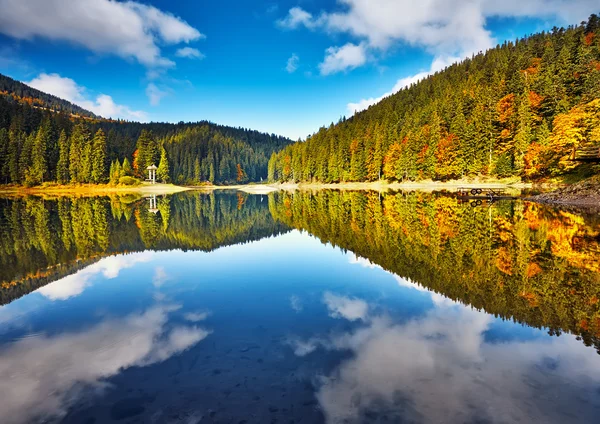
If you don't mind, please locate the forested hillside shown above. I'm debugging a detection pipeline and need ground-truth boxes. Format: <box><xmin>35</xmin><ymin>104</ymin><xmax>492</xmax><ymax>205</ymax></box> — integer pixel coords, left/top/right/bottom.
<box><xmin>269</xmin><ymin>14</ymin><xmax>600</xmax><ymax>183</ymax></box>
<box><xmin>0</xmin><ymin>73</ymin><xmax>97</xmax><ymax>119</ymax></box>
<box><xmin>0</xmin><ymin>75</ymin><xmax>292</xmax><ymax>186</ymax></box>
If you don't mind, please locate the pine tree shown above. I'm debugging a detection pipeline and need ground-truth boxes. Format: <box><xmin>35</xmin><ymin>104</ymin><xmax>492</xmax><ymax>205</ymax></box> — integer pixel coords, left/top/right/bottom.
<box><xmin>236</xmin><ymin>163</ymin><xmax>248</xmax><ymax>183</ymax></box>
<box><xmin>157</xmin><ymin>147</ymin><xmax>170</xmax><ymax>183</ymax></box>
<box><xmin>91</xmin><ymin>129</ymin><xmax>107</xmax><ymax>183</ymax></box>
<box><xmin>383</xmin><ymin>142</ymin><xmax>403</xmax><ymax>181</ymax></box>
<box><xmin>267</xmin><ymin>152</ymin><xmax>276</xmax><ymax>182</ymax></box>
<box><xmin>113</xmin><ymin>160</ymin><xmax>123</xmax><ymax>183</ymax></box>
<box><xmin>30</xmin><ymin>123</ymin><xmax>50</xmax><ymax>185</ymax></box>
<box><xmin>7</xmin><ymin>128</ymin><xmax>21</xmax><ymax>184</ymax></box>
<box><xmin>219</xmin><ymin>157</ymin><xmax>230</xmax><ymax>182</ymax></box>
<box><xmin>80</xmin><ymin>139</ymin><xmax>92</xmax><ymax>183</ymax></box>
<box><xmin>134</xmin><ymin>130</ymin><xmax>157</xmax><ymax>175</ymax></box>
<box><xmin>350</xmin><ymin>138</ymin><xmax>366</xmax><ymax>181</ymax></box>
<box><xmin>56</xmin><ymin>130</ymin><xmax>70</xmax><ymax>184</ymax></box>
<box><xmin>372</xmin><ymin>124</ymin><xmax>384</xmax><ymax>180</ymax></box>
<box><xmin>109</xmin><ymin>161</ymin><xmax>116</xmax><ymax>185</ymax></box>
<box><xmin>122</xmin><ymin>157</ymin><xmax>132</xmax><ymax>176</ymax></box>
<box><xmin>209</xmin><ymin>161</ymin><xmax>215</xmax><ymax>183</ymax></box>
<box><xmin>0</xmin><ymin>128</ymin><xmax>8</xmax><ymax>184</ymax></box>
<box><xmin>20</xmin><ymin>132</ymin><xmax>34</xmax><ymax>184</ymax></box>
<box><xmin>194</xmin><ymin>157</ymin><xmax>201</xmax><ymax>182</ymax></box>
<box><xmin>69</xmin><ymin>123</ymin><xmax>90</xmax><ymax>183</ymax></box>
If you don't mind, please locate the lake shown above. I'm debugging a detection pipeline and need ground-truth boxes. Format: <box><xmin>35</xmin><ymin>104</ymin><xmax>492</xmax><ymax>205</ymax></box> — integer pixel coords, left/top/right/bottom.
<box><xmin>1</xmin><ymin>190</ymin><xmax>599</xmax><ymax>424</ymax></box>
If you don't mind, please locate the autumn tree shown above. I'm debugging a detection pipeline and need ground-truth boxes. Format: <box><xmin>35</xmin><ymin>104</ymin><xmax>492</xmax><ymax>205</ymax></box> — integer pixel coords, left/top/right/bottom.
<box><xmin>236</xmin><ymin>163</ymin><xmax>248</xmax><ymax>183</ymax></box>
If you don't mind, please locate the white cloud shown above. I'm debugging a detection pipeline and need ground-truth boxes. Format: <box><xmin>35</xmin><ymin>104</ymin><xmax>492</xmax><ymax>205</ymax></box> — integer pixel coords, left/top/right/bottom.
<box><xmin>281</xmin><ymin>1</ymin><xmax>597</xmax><ymax>55</ymax></box>
<box><xmin>325</xmin><ymin>0</ymin><xmax>492</xmax><ymax>53</ymax></box>
<box><xmin>286</xmin><ymin>53</ymin><xmax>300</xmax><ymax>73</ymax></box>
<box><xmin>0</xmin><ymin>0</ymin><xmax>203</xmax><ymax>68</ymax></box>
<box><xmin>276</xmin><ymin>6</ymin><xmax>318</xmax><ymax>30</ymax></box>
<box><xmin>280</xmin><ymin>0</ymin><xmax>599</xmax><ymax>106</ymax></box>
<box><xmin>278</xmin><ymin>1</ymin><xmax>493</xmax><ymax>57</ymax></box>
<box><xmin>175</xmin><ymin>47</ymin><xmax>205</xmax><ymax>59</ymax></box>
<box><xmin>27</xmin><ymin>73</ymin><xmax>147</xmax><ymax>121</ymax></box>
<box><xmin>323</xmin><ymin>292</ymin><xmax>369</xmax><ymax>321</ymax></box>
<box><xmin>0</xmin><ymin>304</ymin><xmax>210</xmax><ymax>424</ymax></box>
<box><xmin>319</xmin><ymin>43</ymin><xmax>367</xmax><ymax>75</ymax></box>
<box><xmin>145</xmin><ymin>83</ymin><xmax>168</xmax><ymax>107</ymax></box>
<box><xmin>481</xmin><ymin>0</ymin><xmax>600</xmax><ymax>22</ymax></box>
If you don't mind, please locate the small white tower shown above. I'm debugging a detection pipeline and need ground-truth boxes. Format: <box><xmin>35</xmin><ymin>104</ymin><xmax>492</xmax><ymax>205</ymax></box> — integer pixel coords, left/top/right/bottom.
<box><xmin>146</xmin><ymin>164</ymin><xmax>158</xmax><ymax>184</ymax></box>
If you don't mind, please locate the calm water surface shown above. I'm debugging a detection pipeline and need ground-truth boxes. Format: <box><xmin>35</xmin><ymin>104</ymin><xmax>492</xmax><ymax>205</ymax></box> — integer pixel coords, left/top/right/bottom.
<box><xmin>1</xmin><ymin>191</ymin><xmax>599</xmax><ymax>424</ymax></box>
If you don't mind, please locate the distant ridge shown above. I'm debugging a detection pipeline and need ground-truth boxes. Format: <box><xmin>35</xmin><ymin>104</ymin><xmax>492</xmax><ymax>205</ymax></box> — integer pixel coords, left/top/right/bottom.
<box><xmin>0</xmin><ymin>72</ymin><xmax>294</xmax><ymax>185</ymax></box>
<box><xmin>0</xmin><ymin>73</ymin><xmax>97</xmax><ymax>118</ymax></box>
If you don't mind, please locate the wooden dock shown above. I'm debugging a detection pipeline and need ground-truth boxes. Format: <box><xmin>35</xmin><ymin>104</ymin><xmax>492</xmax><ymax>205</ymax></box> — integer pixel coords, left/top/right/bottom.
<box><xmin>455</xmin><ymin>187</ymin><xmax>517</xmax><ymax>206</ymax></box>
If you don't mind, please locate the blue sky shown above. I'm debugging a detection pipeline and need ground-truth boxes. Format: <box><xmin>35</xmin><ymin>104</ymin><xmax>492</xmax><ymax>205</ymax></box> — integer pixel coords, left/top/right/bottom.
<box><xmin>0</xmin><ymin>0</ymin><xmax>598</xmax><ymax>139</ymax></box>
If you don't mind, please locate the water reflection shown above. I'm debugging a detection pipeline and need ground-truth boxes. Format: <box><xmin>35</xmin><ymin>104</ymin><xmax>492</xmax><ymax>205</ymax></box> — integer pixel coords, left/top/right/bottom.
<box><xmin>37</xmin><ymin>253</ymin><xmax>154</xmax><ymax>301</ymax></box>
<box><xmin>290</xmin><ymin>287</ymin><xmax>600</xmax><ymax>423</ymax></box>
<box><xmin>0</xmin><ymin>192</ymin><xmax>289</xmax><ymax>304</ymax></box>
<box><xmin>269</xmin><ymin>190</ymin><xmax>600</xmax><ymax>352</ymax></box>
<box><xmin>0</xmin><ymin>190</ymin><xmax>599</xmax><ymax>423</ymax></box>
<box><xmin>0</xmin><ymin>296</ymin><xmax>210</xmax><ymax>423</ymax></box>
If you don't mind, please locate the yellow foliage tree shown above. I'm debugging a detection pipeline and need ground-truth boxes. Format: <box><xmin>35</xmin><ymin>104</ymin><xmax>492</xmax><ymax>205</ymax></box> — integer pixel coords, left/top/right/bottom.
<box><xmin>547</xmin><ymin>99</ymin><xmax>600</xmax><ymax>173</ymax></box>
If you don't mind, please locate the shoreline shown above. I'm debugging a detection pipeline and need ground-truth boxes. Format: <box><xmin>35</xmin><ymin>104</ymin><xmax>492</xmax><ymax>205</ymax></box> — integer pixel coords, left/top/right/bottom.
<box><xmin>188</xmin><ymin>184</ymin><xmax>280</xmax><ymax>194</ymax></box>
<box><xmin>0</xmin><ymin>183</ymin><xmax>192</xmax><ymax>197</ymax></box>
<box><xmin>270</xmin><ymin>179</ymin><xmax>536</xmax><ymax>192</ymax></box>
<box><xmin>3</xmin><ymin>177</ymin><xmax>597</xmax><ymax>210</ymax></box>
<box><xmin>0</xmin><ymin>179</ymin><xmax>554</xmax><ymax>196</ymax></box>
<box><xmin>527</xmin><ymin>176</ymin><xmax>600</xmax><ymax>212</ymax></box>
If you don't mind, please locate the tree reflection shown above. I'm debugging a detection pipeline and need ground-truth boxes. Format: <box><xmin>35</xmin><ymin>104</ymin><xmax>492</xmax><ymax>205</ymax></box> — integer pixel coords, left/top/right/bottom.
<box><xmin>0</xmin><ymin>192</ymin><xmax>289</xmax><ymax>304</ymax></box>
<box><xmin>269</xmin><ymin>190</ymin><xmax>600</xmax><ymax>352</ymax></box>
<box><xmin>2</xmin><ymin>190</ymin><xmax>599</xmax><ymax>354</ymax></box>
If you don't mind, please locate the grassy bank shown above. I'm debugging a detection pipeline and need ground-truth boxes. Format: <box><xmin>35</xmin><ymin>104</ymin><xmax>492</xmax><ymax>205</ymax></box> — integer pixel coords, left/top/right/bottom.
<box><xmin>0</xmin><ymin>182</ymin><xmax>191</xmax><ymax>197</ymax></box>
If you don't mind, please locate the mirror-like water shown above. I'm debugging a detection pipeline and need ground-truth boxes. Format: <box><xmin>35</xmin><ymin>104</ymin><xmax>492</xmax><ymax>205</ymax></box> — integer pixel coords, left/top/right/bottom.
<box><xmin>1</xmin><ymin>191</ymin><xmax>599</xmax><ymax>424</ymax></box>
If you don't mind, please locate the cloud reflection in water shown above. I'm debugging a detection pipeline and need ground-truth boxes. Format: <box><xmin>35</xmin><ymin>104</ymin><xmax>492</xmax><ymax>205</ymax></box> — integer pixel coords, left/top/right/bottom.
<box><xmin>291</xmin><ymin>286</ymin><xmax>600</xmax><ymax>423</ymax></box>
<box><xmin>37</xmin><ymin>253</ymin><xmax>154</xmax><ymax>301</ymax></box>
<box><xmin>0</xmin><ymin>302</ymin><xmax>210</xmax><ymax>424</ymax></box>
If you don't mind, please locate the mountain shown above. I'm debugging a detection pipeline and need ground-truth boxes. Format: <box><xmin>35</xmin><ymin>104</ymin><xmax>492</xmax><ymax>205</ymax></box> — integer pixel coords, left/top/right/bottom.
<box><xmin>0</xmin><ymin>73</ymin><xmax>97</xmax><ymax>118</ymax></box>
<box><xmin>268</xmin><ymin>14</ymin><xmax>600</xmax><ymax>183</ymax></box>
<box><xmin>0</xmin><ymin>73</ymin><xmax>293</xmax><ymax>186</ymax></box>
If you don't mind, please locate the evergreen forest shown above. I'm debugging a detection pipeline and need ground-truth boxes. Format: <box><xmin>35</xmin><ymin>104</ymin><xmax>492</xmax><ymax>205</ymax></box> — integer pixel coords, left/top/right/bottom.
<box><xmin>269</xmin><ymin>14</ymin><xmax>600</xmax><ymax>183</ymax></box>
<box><xmin>0</xmin><ymin>74</ymin><xmax>293</xmax><ymax>186</ymax></box>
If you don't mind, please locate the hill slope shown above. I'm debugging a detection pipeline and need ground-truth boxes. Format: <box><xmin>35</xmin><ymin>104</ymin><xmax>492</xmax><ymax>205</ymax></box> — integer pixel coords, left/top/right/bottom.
<box><xmin>0</xmin><ymin>73</ymin><xmax>97</xmax><ymax>118</ymax></box>
<box><xmin>0</xmin><ymin>73</ymin><xmax>293</xmax><ymax>185</ymax></box>
<box><xmin>269</xmin><ymin>14</ymin><xmax>600</xmax><ymax>183</ymax></box>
